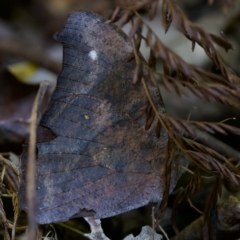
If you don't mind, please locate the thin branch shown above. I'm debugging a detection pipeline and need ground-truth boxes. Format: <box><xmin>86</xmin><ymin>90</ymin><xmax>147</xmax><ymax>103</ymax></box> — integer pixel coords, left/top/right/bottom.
<box><xmin>26</xmin><ymin>81</ymin><xmax>51</xmax><ymax>240</ymax></box>
<box><xmin>188</xmin><ymin>198</ymin><xmax>204</xmax><ymax>215</ymax></box>
<box><xmin>179</xmin><ymin>165</ymin><xmax>214</xmax><ymax>179</ymax></box>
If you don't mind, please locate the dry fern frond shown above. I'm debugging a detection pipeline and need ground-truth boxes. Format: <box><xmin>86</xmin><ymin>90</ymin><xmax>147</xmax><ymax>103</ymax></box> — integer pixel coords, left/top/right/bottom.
<box><xmin>183</xmin><ymin>150</ymin><xmax>240</xmax><ymax>185</ymax></box>
<box><xmin>113</xmin><ymin>1</ymin><xmax>240</xmax><ymax>83</ymax></box>
<box><xmin>131</xmin><ymin>40</ymin><xmax>240</xmax><ymax>189</ymax></box>
<box><xmin>171</xmin><ymin>168</ymin><xmax>201</xmax><ymax>234</ymax></box>
<box><xmin>112</xmin><ymin>0</ymin><xmax>240</xmax><ymax>233</ymax></box>
<box><xmin>159</xmin><ymin>74</ymin><xmax>240</xmax><ymax>108</ymax></box>
<box><xmin>131</xmin><ymin>13</ymin><xmax>235</xmax><ymax>87</ymax></box>
<box><xmin>155</xmin><ymin>139</ymin><xmax>175</xmax><ymax>227</ymax></box>
<box><xmin>140</xmin><ymin>72</ymin><xmax>240</xmax><ymax>228</ymax></box>
<box><xmin>203</xmin><ymin>178</ymin><xmax>222</xmax><ymax>239</ymax></box>
<box><xmin>160</xmin><ymin>0</ymin><xmax>239</xmax><ymax>83</ymax></box>
<box><xmin>181</xmin><ymin>138</ymin><xmax>239</xmax><ymax>172</ymax></box>
<box><xmin>190</xmin><ymin>121</ymin><xmax>240</xmax><ymax>136</ymax></box>
<box><xmin>161</xmin><ymin>115</ymin><xmax>240</xmax><ymax>139</ymax></box>
<box><xmin>115</xmin><ymin>0</ymin><xmax>158</xmax><ymax>14</ymax></box>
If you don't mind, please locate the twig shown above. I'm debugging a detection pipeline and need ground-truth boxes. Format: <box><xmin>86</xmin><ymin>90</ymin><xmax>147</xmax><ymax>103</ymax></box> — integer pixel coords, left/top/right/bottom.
<box><xmin>0</xmin><ymin>164</ymin><xmax>6</xmax><ymax>182</ymax></box>
<box><xmin>7</xmin><ymin>221</ymin><xmax>26</xmax><ymax>232</ymax></box>
<box><xmin>84</xmin><ymin>217</ymin><xmax>110</xmax><ymax>240</ymax></box>
<box><xmin>26</xmin><ymin>81</ymin><xmax>51</xmax><ymax>240</ymax></box>
<box><xmin>152</xmin><ymin>207</ymin><xmax>155</xmax><ymax>240</ymax></box>
<box><xmin>179</xmin><ymin>165</ymin><xmax>214</xmax><ymax>179</ymax></box>
<box><xmin>152</xmin><ymin>207</ymin><xmax>169</xmax><ymax>240</ymax></box>
<box><xmin>158</xmin><ymin>224</ymin><xmax>169</xmax><ymax>240</ymax></box>
<box><xmin>187</xmin><ymin>198</ymin><xmax>204</xmax><ymax>214</ymax></box>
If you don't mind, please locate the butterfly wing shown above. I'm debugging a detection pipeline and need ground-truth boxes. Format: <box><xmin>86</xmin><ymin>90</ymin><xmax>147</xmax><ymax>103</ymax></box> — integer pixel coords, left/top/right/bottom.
<box><xmin>19</xmin><ymin>11</ymin><xmax>186</xmax><ymax>224</ymax></box>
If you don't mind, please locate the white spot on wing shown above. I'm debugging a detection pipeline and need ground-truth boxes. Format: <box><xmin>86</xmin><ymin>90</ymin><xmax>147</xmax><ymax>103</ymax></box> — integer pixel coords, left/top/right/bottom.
<box><xmin>88</xmin><ymin>50</ymin><xmax>97</xmax><ymax>60</ymax></box>
<box><xmin>84</xmin><ymin>114</ymin><xmax>90</xmax><ymax>120</ymax></box>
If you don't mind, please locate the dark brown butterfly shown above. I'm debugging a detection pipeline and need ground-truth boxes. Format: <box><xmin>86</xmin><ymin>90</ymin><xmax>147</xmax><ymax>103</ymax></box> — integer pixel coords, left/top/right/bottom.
<box><xmin>19</xmin><ymin>11</ymin><xmax>186</xmax><ymax>224</ymax></box>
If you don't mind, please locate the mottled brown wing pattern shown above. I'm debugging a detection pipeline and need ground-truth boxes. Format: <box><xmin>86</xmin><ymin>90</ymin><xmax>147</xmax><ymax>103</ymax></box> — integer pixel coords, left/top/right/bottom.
<box><xmin>19</xmin><ymin>11</ymin><xmax>186</xmax><ymax>224</ymax></box>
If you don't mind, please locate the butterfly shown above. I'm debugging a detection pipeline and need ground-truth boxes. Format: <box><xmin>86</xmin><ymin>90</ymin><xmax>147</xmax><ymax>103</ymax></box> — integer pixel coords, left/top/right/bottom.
<box><xmin>19</xmin><ymin>11</ymin><xmax>186</xmax><ymax>224</ymax></box>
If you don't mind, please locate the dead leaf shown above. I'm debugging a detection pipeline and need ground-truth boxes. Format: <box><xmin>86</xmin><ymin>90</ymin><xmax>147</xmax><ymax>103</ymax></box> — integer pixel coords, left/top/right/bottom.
<box><xmin>123</xmin><ymin>225</ymin><xmax>163</xmax><ymax>240</ymax></box>
<box><xmin>26</xmin><ymin>81</ymin><xmax>52</xmax><ymax>240</ymax></box>
<box><xmin>84</xmin><ymin>217</ymin><xmax>110</xmax><ymax>240</ymax></box>
<box><xmin>19</xmin><ymin>11</ymin><xmax>187</xmax><ymax>224</ymax></box>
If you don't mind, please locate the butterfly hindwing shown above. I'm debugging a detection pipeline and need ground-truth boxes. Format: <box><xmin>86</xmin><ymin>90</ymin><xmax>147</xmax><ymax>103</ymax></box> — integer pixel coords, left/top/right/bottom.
<box><xmin>19</xmin><ymin>11</ymin><xmax>186</xmax><ymax>224</ymax></box>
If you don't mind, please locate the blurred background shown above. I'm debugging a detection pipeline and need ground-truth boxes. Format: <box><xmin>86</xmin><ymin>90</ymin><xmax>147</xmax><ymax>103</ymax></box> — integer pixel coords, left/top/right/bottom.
<box><xmin>0</xmin><ymin>0</ymin><xmax>240</xmax><ymax>239</ymax></box>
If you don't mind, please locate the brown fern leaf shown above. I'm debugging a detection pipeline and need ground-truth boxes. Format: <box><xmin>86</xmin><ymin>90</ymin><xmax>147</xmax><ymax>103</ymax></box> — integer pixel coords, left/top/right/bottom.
<box><xmin>162</xmin><ymin>115</ymin><xmax>240</xmax><ymax>147</ymax></box>
<box><xmin>116</xmin><ymin>10</ymin><xmax>133</xmax><ymax>28</ymax></box>
<box><xmin>133</xmin><ymin>61</ymin><xmax>143</xmax><ymax>84</ymax></box>
<box><xmin>191</xmin><ymin>121</ymin><xmax>240</xmax><ymax>136</ymax></box>
<box><xmin>142</xmin><ymin>24</ymin><xmax>233</xmax><ymax>86</ymax></box>
<box><xmin>161</xmin><ymin>0</ymin><xmax>239</xmax><ymax>83</ymax></box>
<box><xmin>161</xmin><ymin>115</ymin><xmax>197</xmax><ymax>138</ymax></box>
<box><xmin>184</xmin><ymin>150</ymin><xmax>240</xmax><ymax>185</ymax></box>
<box><xmin>223</xmin><ymin>98</ymin><xmax>240</xmax><ymax>109</ymax></box>
<box><xmin>192</xmin><ymin>122</ymin><xmax>228</xmax><ymax>135</ymax></box>
<box><xmin>148</xmin><ymin>0</ymin><xmax>159</xmax><ymax>20</ymax></box>
<box><xmin>109</xmin><ymin>6</ymin><xmax>121</xmax><ymax>22</ymax></box>
<box><xmin>115</xmin><ymin>1</ymin><xmax>239</xmax><ymax>86</ymax></box>
<box><xmin>110</xmin><ymin>3</ymin><xmax>240</xmax><ymax>229</ymax></box>
<box><xmin>161</xmin><ymin>114</ymin><xmax>240</xmax><ymax>140</ymax></box>
<box><xmin>145</xmin><ymin>106</ymin><xmax>156</xmax><ymax>130</ymax></box>
<box><xmin>209</xmin><ymin>33</ymin><xmax>233</xmax><ymax>52</ymax></box>
<box><xmin>129</xmin><ymin>17</ymin><xmax>143</xmax><ymax>38</ymax></box>
<box><xmin>155</xmin><ymin>139</ymin><xmax>175</xmax><ymax>227</ymax></box>
<box><xmin>181</xmin><ymin>138</ymin><xmax>239</xmax><ymax>173</ymax></box>
<box><xmin>139</xmin><ymin>52</ymin><xmax>240</xmax><ymax>186</ymax></box>
<box><xmin>155</xmin><ymin>119</ymin><xmax>162</xmax><ymax>138</ymax></box>
<box><xmin>134</xmin><ymin>97</ymin><xmax>149</xmax><ymax>121</ymax></box>
<box><xmin>115</xmin><ymin>0</ymin><xmax>158</xmax><ymax>11</ymax></box>
<box><xmin>203</xmin><ymin>178</ymin><xmax>222</xmax><ymax>240</ymax></box>
<box><xmin>111</xmin><ymin>0</ymin><xmax>159</xmax><ymax>26</ymax></box>
<box><xmin>161</xmin><ymin>75</ymin><xmax>240</xmax><ymax>109</ymax></box>
<box><xmin>171</xmin><ymin>168</ymin><xmax>201</xmax><ymax>234</ymax></box>
<box><xmin>148</xmin><ymin>49</ymin><xmax>157</xmax><ymax>70</ymax></box>
<box><xmin>161</xmin><ymin>0</ymin><xmax>172</xmax><ymax>33</ymax></box>
<box><xmin>194</xmin><ymin>68</ymin><xmax>234</xmax><ymax>86</ymax></box>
